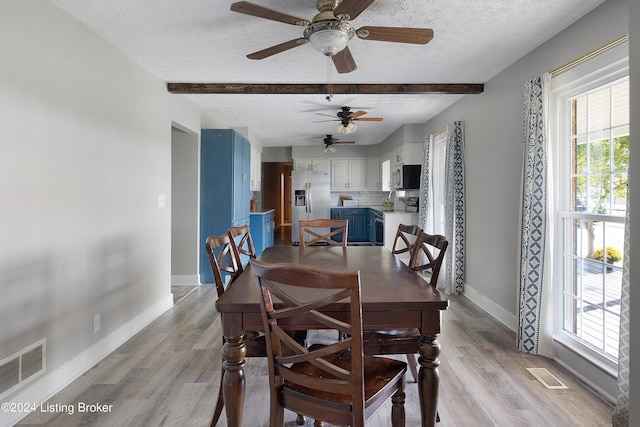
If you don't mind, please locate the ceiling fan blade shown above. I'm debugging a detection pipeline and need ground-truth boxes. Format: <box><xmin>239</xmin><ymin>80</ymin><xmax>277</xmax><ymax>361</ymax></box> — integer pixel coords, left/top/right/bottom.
<box><xmin>353</xmin><ymin>117</ymin><xmax>383</xmax><ymax>121</ymax></box>
<box><xmin>313</xmin><ymin>119</ymin><xmax>339</xmax><ymax>123</ymax></box>
<box><xmin>335</xmin><ymin>141</ymin><xmax>356</xmax><ymax>144</ymax></box>
<box><xmin>333</xmin><ymin>0</ymin><xmax>375</xmax><ymax>20</ymax></box>
<box><xmin>349</xmin><ymin>110</ymin><xmax>368</xmax><ymax>119</ymax></box>
<box><xmin>356</xmin><ymin>26</ymin><xmax>434</xmax><ymax>44</ymax></box>
<box><xmin>332</xmin><ymin>46</ymin><xmax>357</xmax><ymax>74</ymax></box>
<box><xmin>315</xmin><ymin>112</ymin><xmax>338</xmax><ymax>118</ymax></box>
<box><xmin>247</xmin><ymin>38</ymin><xmax>308</xmax><ymax>60</ymax></box>
<box><xmin>230</xmin><ymin>2</ymin><xmax>310</xmax><ymax>26</ymax></box>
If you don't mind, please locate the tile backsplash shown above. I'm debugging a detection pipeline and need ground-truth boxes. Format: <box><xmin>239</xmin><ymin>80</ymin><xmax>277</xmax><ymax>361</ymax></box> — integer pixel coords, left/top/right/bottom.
<box><xmin>331</xmin><ymin>190</ymin><xmax>419</xmax><ymax>208</ymax></box>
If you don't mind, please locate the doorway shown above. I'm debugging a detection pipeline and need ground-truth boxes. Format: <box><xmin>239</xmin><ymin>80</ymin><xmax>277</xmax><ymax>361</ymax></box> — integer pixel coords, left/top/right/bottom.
<box><xmin>262</xmin><ymin>162</ymin><xmax>293</xmax><ymax>231</ymax></box>
<box><xmin>170</xmin><ymin>125</ymin><xmax>199</xmax><ymax>288</ymax></box>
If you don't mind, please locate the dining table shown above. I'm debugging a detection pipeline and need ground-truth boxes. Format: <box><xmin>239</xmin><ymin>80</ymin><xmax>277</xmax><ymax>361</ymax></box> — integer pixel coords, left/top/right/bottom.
<box><xmin>214</xmin><ymin>245</ymin><xmax>449</xmax><ymax>427</ymax></box>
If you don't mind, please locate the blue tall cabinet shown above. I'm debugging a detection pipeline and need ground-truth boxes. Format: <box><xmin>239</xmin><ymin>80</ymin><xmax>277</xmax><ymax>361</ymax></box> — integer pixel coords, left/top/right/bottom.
<box><xmin>200</xmin><ymin>129</ymin><xmax>251</xmax><ymax>283</ymax></box>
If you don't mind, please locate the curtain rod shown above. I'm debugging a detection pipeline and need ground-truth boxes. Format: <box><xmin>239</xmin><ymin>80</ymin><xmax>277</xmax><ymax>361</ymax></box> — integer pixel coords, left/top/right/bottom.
<box><xmin>550</xmin><ymin>35</ymin><xmax>628</xmax><ymax>77</ymax></box>
<box><xmin>432</xmin><ymin>126</ymin><xmax>448</xmax><ymax>137</ymax></box>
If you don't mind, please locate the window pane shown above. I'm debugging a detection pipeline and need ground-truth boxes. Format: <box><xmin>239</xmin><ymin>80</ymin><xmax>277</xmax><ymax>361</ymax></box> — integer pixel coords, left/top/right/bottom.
<box><xmin>588</xmin><ymin>88</ymin><xmax>611</xmax><ymax>132</ymax></box>
<box><xmin>572</xmin><ymin>136</ymin><xmax>587</xmax><ymax>174</ymax></box>
<box><xmin>613</xmin><ymin>131</ymin><xmax>629</xmax><ymax>172</ymax></box>
<box><xmin>587</xmin><ymin>135</ymin><xmax>609</xmax><ymax>174</ymax></box>
<box><xmin>612</xmin><ymin>81</ymin><xmax>629</xmax><ymax>127</ymax></box>
<box><xmin>571</xmin><ymin>177</ymin><xmax>587</xmax><ymax>212</ymax></box>
<box><xmin>573</xmin><ymin>97</ymin><xmax>587</xmax><ymax>135</ymax></box>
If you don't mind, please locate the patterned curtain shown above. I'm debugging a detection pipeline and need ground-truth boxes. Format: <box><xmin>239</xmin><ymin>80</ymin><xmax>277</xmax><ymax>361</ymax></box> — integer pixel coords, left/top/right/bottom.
<box><xmin>612</xmin><ymin>194</ymin><xmax>631</xmax><ymax>425</ymax></box>
<box><xmin>442</xmin><ymin>121</ymin><xmax>465</xmax><ymax>295</ymax></box>
<box><xmin>418</xmin><ymin>135</ymin><xmax>431</xmax><ymax>230</ymax></box>
<box><xmin>517</xmin><ymin>76</ymin><xmax>553</xmax><ymax>355</ymax></box>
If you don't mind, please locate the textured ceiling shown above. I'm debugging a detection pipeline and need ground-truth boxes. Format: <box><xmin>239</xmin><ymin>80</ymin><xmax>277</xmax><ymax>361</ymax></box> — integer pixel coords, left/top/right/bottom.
<box><xmin>50</xmin><ymin>0</ymin><xmax>605</xmax><ymax>148</ymax></box>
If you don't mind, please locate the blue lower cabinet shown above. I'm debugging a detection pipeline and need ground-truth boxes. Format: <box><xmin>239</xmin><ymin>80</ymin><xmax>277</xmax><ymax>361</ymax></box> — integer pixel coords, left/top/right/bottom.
<box><xmin>251</xmin><ymin>210</ymin><xmax>275</xmax><ymax>256</ymax></box>
<box><xmin>331</xmin><ymin>208</ymin><xmax>368</xmax><ymax>243</ymax></box>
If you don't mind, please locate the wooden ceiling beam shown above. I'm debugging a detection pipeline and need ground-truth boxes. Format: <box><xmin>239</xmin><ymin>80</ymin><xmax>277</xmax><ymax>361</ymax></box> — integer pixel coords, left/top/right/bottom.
<box><xmin>166</xmin><ymin>82</ymin><xmax>484</xmax><ymax>95</ymax></box>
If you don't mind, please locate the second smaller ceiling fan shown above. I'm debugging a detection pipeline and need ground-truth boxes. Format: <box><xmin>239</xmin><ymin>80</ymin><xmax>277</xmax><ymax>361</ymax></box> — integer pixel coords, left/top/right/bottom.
<box><xmin>315</xmin><ymin>106</ymin><xmax>383</xmax><ymax>134</ymax></box>
<box><xmin>321</xmin><ymin>134</ymin><xmax>355</xmax><ymax>152</ymax></box>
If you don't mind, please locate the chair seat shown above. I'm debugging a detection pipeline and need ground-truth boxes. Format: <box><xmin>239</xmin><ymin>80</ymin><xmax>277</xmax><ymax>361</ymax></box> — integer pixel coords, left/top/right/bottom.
<box><xmin>285</xmin><ymin>349</ymin><xmax>406</xmax><ymax>405</ymax></box>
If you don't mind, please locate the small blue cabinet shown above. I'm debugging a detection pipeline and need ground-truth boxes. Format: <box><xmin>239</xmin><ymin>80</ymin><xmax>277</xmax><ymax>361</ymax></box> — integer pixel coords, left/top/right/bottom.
<box><xmin>250</xmin><ymin>210</ymin><xmax>275</xmax><ymax>256</ymax></box>
<box><xmin>200</xmin><ymin>129</ymin><xmax>251</xmax><ymax>283</ymax></box>
<box><xmin>330</xmin><ymin>208</ymin><xmax>369</xmax><ymax>243</ymax></box>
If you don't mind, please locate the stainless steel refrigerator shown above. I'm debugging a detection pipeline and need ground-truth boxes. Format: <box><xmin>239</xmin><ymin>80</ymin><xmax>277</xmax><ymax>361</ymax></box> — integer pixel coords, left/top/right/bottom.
<box><xmin>291</xmin><ymin>170</ymin><xmax>331</xmax><ymax>245</ymax></box>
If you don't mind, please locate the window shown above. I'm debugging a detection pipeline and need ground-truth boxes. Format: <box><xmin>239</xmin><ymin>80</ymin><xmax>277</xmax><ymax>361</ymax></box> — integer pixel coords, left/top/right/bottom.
<box><xmin>551</xmin><ymin>42</ymin><xmax>628</xmax><ymax>368</ymax></box>
<box><xmin>431</xmin><ymin>131</ymin><xmax>447</xmax><ymax>235</ymax></box>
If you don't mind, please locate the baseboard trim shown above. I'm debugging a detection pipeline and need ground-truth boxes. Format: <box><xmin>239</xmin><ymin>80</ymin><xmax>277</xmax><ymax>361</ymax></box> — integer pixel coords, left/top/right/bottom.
<box><xmin>462</xmin><ymin>283</ymin><xmax>518</xmax><ymax>332</ymax></box>
<box><xmin>171</xmin><ymin>274</ymin><xmax>198</xmax><ymax>285</ymax></box>
<box><xmin>2</xmin><ymin>293</ymin><xmax>174</xmax><ymax>427</ymax></box>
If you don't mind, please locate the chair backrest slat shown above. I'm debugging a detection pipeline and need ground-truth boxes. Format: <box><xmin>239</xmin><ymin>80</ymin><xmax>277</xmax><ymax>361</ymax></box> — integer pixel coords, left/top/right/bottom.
<box><xmin>227</xmin><ymin>225</ymin><xmax>257</xmax><ymax>276</ymax></box>
<box><xmin>408</xmin><ymin>231</ymin><xmax>449</xmax><ymax>287</ymax></box>
<box><xmin>205</xmin><ymin>234</ymin><xmax>240</xmax><ymax>297</ymax></box>
<box><xmin>392</xmin><ymin>224</ymin><xmax>422</xmax><ymax>256</ymax></box>
<box><xmin>299</xmin><ymin>219</ymin><xmax>348</xmax><ymax>247</ymax></box>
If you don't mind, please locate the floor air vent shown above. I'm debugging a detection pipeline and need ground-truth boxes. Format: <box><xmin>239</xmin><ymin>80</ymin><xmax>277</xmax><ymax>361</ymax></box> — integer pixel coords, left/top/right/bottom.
<box><xmin>526</xmin><ymin>367</ymin><xmax>568</xmax><ymax>389</ymax></box>
<box><xmin>0</xmin><ymin>339</ymin><xmax>46</xmax><ymax>399</ymax></box>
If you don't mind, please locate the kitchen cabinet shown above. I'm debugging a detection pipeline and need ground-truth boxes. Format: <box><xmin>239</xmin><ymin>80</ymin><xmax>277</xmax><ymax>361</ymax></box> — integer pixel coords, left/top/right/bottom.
<box><xmin>331</xmin><ymin>208</ymin><xmax>368</xmax><ymax>243</ymax></box>
<box><xmin>383</xmin><ymin>212</ymin><xmax>419</xmax><ymax>254</ymax></box>
<box><xmin>250</xmin><ymin>209</ymin><xmax>275</xmax><ymax>256</ymax></box>
<box><xmin>367</xmin><ymin>209</ymin><xmax>376</xmax><ymax>245</ymax></box>
<box><xmin>365</xmin><ymin>158</ymin><xmax>381</xmax><ymax>190</ymax></box>
<box><xmin>330</xmin><ymin>159</ymin><xmax>365</xmax><ymax>191</ymax></box>
<box><xmin>387</xmin><ymin>143</ymin><xmax>423</xmax><ymax>168</ymax></box>
<box><xmin>250</xmin><ymin>145</ymin><xmax>261</xmax><ymax>191</ymax></box>
<box><xmin>294</xmin><ymin>158</ymin><xmax>329</xmax><ymax>172</ymax></box>
<box><xmin>200</xmin><ymin>129</ymin><xmax>251</xmax><ymax>283</ymax></box>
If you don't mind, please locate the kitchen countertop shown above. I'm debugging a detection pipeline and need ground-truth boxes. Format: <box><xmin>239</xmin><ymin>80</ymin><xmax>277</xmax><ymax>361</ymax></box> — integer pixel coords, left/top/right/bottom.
<box><xmin>250</xmin><ymin>209</ymin><xmax>275</xmax><ymax>215</ymax></box>
<box><xmin>332</xmin><ymin>205</ymin><xmax>417</xmax><ymax>215</ymax></box>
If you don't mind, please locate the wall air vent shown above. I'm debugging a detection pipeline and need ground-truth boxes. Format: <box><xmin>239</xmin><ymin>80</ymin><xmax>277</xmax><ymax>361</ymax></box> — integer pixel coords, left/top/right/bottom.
<box><xmin>0</xmin><ymin>339</ymin><xmax>46</xmax><ymax>399</ymax></box>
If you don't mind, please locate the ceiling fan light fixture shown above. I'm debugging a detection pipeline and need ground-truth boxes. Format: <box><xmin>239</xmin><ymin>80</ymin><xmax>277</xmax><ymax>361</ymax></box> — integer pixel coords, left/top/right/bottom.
<box><xmin>336</xmin><ymin>122</ymin><xmax>357</xmax><ymax>134</ymax></box>
<box><xmin>304</xmin><ymin>21</ymin><xmax>355</xmax><ymax>56</ymax></box>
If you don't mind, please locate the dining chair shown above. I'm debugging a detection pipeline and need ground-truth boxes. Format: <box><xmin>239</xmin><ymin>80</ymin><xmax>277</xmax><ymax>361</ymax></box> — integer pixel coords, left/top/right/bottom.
<box><xmin>364</xmin><ymin>230</ymin><xmax>448</xmax><ymax>388</ymax></box>
<box><xmin>227</xmin><ymin>224</ymin><xmax>257</xmax><ymax>277</ymax></box>
<box><xmin>205</xmin><ymin>233</ymin><xmax>267</xmax><ymax>427</ymax></box>
<box><xmin>251</xmin><ymin>259</ymin><xmax>407</xmax><ymax>427</ymax></box>
<box><xmin>299</xmin><ymin>218</ymin><xmax>348</xmax><ymax>247</ymax></box>
<box><xmin>409</xmin><ymin>231</ymin><xmax>449</xmax><ymax>286</ymax></box>
<box><xmin>391</xmin><ymin>224</ymin><xmax>422</xmax><ymax>265</ymax></box>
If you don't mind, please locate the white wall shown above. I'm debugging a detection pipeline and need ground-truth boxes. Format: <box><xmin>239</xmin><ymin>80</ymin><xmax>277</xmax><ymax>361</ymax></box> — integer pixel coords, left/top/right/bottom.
<box><xmin>421</xmin><ymin>0</ymin><xmax>629</xmax><ymax>328</ymax></box>
<box><xmin>0</xmin><ymin>1</ymin><xmax>200</xmax><ymax>421</ymax></box>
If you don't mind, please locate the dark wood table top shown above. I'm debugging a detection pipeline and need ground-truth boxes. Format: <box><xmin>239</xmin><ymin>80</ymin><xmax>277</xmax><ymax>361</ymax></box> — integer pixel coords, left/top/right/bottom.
<box><xmin>216</xmin><ymin>246</ymin><xmax>449</xmax><ymax>314</ymax></box>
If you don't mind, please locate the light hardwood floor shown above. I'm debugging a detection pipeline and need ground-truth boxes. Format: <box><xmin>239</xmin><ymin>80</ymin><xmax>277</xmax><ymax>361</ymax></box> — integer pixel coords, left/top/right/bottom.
<box><xmin>16</xmin><ymin>236</ymin><xmax>613</xmax><ymax>426</ymax></box>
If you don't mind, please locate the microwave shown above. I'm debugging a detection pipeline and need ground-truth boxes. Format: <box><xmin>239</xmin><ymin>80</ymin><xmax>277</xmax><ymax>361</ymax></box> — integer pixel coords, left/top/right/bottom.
<box><xmin>392</xmin><ymin>164</ymin><xmax>421</xmax><ymax>189</ymax></box>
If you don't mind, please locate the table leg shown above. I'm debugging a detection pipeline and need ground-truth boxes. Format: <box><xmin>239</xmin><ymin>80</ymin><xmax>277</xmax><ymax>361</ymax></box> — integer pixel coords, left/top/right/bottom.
<box><xmin>417</xmin><ymin>333</ymin><xmax>441</xmax><ymax>427</ymax></box>
<box><xmin>222</xmin><ymin>336</ymin><xmax>246</xmax><ymax>427</ymax></box>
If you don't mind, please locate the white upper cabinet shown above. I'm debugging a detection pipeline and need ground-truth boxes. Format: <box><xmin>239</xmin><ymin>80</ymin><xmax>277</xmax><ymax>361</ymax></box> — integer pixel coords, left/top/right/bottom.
<box><xmin>365</xmin><ymin>158</ymin><xmax>381</xmax><ymax>190</ymax></box>
<box><xmin>294</xmin><ymin>158</ymin><xmax>329</xmax><ymax>171</ymax></box>
<box><xmin>331</xmin><ymin>159</ymin><xmax>365</xmax><ymax>191</ymax></box>
<box><xmin>250</xmin><ymin>145</ymin><xmax>261</xmax><ymax>191</ymax></box>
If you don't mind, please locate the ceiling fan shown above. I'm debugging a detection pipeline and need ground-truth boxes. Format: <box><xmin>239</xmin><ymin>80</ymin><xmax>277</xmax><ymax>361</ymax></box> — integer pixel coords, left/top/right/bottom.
<box><xmin>320</xmin><ymin>134</ymin><xmax>355</xmax><ymax>152</ymax></box>
<box><xmin>229</xmin><ymin>0</ymin><xmax>434</xmax><ymax>73</ymax></box>
<box><xmin>315</xmin><ymin>106</ymin><xmax>383</xmax><ymax>134</ymax></box>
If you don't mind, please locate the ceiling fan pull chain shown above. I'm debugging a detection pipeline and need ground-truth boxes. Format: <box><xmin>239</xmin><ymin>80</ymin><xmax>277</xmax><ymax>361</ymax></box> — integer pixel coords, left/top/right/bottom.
<box><xmin>326</xmin><ymin>55</ymin><xmax>333</xmax><ymax>102</ymax></box>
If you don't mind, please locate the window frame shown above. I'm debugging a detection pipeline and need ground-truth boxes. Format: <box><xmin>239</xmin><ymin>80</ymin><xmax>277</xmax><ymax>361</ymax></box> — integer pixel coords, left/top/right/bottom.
<box><xmin>549</xmin><ymin>43</ymin><xmax>628</xmax><ymax>377</ymax></box>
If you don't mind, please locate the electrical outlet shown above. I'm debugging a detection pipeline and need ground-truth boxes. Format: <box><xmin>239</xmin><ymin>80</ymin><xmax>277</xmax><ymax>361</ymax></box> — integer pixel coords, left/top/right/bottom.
<box><xmin>93</xmin><ymin>314</ymin><xmax>101</xmax><ymax>334</ymax></box>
